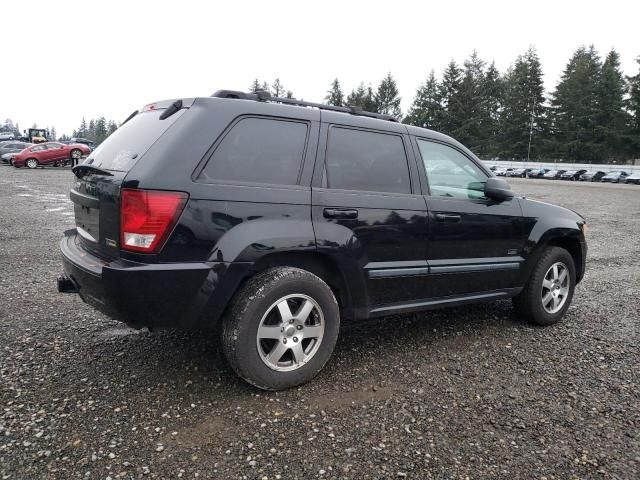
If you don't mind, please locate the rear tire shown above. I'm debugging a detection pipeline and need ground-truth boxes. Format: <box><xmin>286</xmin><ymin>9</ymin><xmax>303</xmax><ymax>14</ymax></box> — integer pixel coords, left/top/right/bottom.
<box><xmin>26</xmin><ymin>158</ymin><xmax>38</xmax><ymax>169</ymax></box>
<box><xmin>513</xmin><ymin>246</ymin><xmax>576</xmax><ymax>326</ymax></box>
<box><xmin>222</xmin><ymin>267</ymin><xmax>340</xmax><ymax>391</ymax></box>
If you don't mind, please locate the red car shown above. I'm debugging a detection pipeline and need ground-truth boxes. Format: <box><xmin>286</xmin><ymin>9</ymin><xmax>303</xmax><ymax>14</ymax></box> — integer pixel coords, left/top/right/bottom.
<box><xmin>12</xmin><ymin>142</ymin><xmax>91</xmax><ymax>169</ymax></box>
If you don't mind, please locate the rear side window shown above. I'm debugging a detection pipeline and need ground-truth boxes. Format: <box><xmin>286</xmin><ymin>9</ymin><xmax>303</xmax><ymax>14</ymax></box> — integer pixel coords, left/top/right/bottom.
<box><xmin>84</xmin><ymin>109</ymin><xmax>185</xmax><ymax>172</ymax></box>
<box><xmin>198</xmin><ymin>117</ymin><xmax>308</xmax><ymax>186</ymax></box>
<box><xmin>325</xmin><ymin>127</ymin><xmax>411</xmax><ymax>194</ymax></box>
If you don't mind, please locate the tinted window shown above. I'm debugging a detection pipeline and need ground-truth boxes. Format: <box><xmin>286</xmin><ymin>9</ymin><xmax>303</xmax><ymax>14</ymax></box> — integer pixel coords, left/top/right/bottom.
<box><xmin>417</xmin><ymin>140</ymin><xmax>487</xmax><ymax>199</ymax></box>
<box><xmin>199</xmin><ymin>117</ymin><xmax>308</xmax><ymax>186</ymax></box>
<box><xmin>84</xmin><ymin>109</ymin><xmax>185</xmax><ymax>172</ymax></box>
<box><xmin>325</xmin><ymin>127</ymin><xmax>410</xmax><ymax>194</ymax></box>
<box><xmin>31</xmin><ymin>145</ymin><xmax>45</xmax><ymax>152</ymax></box>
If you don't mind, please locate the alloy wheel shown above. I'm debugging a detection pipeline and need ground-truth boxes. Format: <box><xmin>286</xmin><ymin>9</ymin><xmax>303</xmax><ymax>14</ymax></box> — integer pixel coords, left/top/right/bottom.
<box><xmin>541</xmin><ymin>262</ymin><xmax>570</xmax><ymax>314</ymax></box>
<box><xmin>256</xmin><ymin>294</ymin><xmax>325</xmax><ymax>372</ymax></box>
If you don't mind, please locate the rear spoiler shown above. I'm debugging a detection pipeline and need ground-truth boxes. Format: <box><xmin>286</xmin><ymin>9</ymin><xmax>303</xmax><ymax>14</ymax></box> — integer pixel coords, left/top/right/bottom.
<box><xmin>121</xmin><ymin>98</ymin><xmax>196</xmax><ymax>126</ymax></box>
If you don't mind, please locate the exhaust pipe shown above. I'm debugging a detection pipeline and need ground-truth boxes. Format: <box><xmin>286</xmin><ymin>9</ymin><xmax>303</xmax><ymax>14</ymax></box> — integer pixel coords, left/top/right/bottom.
<box><xmin>57</xmin><ymin>274</ymin><xmax>79</xmax><ymax>294</ymax></box>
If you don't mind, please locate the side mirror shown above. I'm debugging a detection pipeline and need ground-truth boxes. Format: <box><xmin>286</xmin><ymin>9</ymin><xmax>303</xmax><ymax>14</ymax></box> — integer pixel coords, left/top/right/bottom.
<box><xmin>484</xmin><ymin>177</ymin><xmax>514</xmax><ymax>202</ymax></box>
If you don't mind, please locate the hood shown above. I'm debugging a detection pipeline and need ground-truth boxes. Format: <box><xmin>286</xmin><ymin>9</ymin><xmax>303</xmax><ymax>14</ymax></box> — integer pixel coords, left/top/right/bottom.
<box><xmin>519</xmin><ymin>197</ymin><xmax>586</xmax><ymax>224</ymax></box>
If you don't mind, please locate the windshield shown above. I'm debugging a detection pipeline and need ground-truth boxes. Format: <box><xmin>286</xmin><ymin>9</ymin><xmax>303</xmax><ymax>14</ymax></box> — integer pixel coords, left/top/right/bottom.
<box><xmin>83</xmin><ymin>108</ymin><xmax>185</xmax><ymax>172</ymax></box>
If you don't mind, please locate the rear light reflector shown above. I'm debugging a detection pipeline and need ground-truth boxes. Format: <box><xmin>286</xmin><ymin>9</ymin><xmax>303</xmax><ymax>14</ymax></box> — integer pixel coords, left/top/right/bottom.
<box><xmin>120</xmin><ymin>189</ymin><xmax>188</xmax><ymax>253</ymax></box>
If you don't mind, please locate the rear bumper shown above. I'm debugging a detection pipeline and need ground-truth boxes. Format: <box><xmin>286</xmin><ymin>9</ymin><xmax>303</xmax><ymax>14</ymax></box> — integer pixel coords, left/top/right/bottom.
<box><xmin>60</xmin><ymin>229</ymin><xmax>251</xmax><ymax>329</ymax></box>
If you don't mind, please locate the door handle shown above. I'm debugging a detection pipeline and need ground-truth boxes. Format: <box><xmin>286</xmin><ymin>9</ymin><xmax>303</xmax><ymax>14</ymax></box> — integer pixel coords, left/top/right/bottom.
<box><xmin>435</xmin><ymin>213</ymin><xmax>461</xmax><ymax>223</ymax></box>
<box><xmin>323</xmin><ymin>208</ymin><xmax>358</xmax><ymax>219</ymax></box>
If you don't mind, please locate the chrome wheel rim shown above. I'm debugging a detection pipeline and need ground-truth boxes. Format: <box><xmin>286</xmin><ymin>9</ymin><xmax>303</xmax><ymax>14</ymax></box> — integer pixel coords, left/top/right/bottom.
<box><xmin>72</xmin><ymin>150</ymin><xmax>81</xmax><ymax>159</ymax></box>
<box><xmin>541</xmin><ymin>262</ymin><xmax>570</xmax><ymax>314</ymax></box>
<box><xmin>26</xmin><ymin>159</ymin><xmax>37</xmax><ymax>168</ymax></box>
<box><xmin>256</xmin><ymin>294</ymin><xmax>325</xmax><ymax>372</ymax></box>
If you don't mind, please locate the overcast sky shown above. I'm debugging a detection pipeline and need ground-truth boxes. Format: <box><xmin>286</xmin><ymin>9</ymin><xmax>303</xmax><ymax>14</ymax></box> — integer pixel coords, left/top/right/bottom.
<box><xmin>2</xmin><ymin>0</ymin><xmax>639</xmax><ymax>136</ymax></box>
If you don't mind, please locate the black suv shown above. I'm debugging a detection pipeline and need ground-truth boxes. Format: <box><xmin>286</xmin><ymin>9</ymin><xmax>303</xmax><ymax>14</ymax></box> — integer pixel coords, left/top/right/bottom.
<box><xmin>59</xmin><ymin>91</ymin><xmax>587</xmax><ymax>390</ymax></box>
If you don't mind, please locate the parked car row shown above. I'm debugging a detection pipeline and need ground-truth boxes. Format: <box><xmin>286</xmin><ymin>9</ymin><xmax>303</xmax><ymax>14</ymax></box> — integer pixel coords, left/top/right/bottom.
<box><xmin>0</xmin><ymin>140</ymin><xmax>91</xmax><ymax>168</ymax></box>
<box><xmin>488</xmin><ymin>166</ymin><xmax>638</xmax><ymax>184</ymax></box>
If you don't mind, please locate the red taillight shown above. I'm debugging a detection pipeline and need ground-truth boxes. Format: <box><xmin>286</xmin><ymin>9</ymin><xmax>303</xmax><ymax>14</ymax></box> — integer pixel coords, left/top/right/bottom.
<box><xmin>120</xmin><ymin>189</ymin><xmax>188</xmax><ymax>253</ymax></box>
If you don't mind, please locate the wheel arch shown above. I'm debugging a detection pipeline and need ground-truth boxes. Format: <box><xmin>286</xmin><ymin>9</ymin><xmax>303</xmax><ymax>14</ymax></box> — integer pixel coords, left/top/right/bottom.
<box><xmin>546</xmin><ymin>236</ymin><xmax>585</xmax><ymax>283</ymax></box>
<box><xmin>248</xmin><ymin>251</ymin><xmax>356</xmax><ymax>313</ymax></box>
<box><xmin>521</xmin><ymin>230</ymin><xmax>586</xmax><ymax>286</ymax></box>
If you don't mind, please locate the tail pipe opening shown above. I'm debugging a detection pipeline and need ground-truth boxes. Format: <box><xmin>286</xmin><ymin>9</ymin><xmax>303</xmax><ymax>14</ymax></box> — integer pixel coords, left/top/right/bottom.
<box><xmin>57</xmin><ymin>274</ymin><xmax>79</xmax><ymax>294</ymax></box>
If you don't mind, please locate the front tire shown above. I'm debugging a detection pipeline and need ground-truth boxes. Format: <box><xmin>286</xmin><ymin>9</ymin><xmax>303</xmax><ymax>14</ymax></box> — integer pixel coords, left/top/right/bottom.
<box><xmin>71</xmin><ymin>149</ymin><xmax>82</xmax><ymax>161</ymax></box>
<box><xmin>222</xmin><ymin>267</ymin><xmax>340</xmax><ymax>390</ymax></box>
<box><xmin>26</xmin><ymin>158</ymin><xmax>39</xmax><ymax>169</ymax></box>
<box><xmin>513</xmin><ymin>246</ymin><xmax>576</xmax><ymax>326</ymax></box>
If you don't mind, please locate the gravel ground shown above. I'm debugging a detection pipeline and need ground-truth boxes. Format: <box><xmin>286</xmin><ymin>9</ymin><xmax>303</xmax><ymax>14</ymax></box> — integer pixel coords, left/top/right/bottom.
<box><xmin>1</xmin><ymin>166</ymin><xmax>639</xmax><ymax>480</ymax></box>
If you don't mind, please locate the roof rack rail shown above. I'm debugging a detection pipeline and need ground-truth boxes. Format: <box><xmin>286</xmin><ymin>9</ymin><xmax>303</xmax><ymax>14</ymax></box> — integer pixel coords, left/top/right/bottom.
<box><xmin>211</xmin><ymin>89</ymin><xmax>398</xmax><ymax>122</ymax></box>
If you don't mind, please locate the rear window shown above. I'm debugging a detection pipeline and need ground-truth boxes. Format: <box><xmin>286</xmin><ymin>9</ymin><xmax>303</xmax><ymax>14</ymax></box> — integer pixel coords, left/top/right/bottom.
<box><xmin>198</xmin><ymin>117</ymin><xmax>308</xmax><ymax>186</ymax></box>
<box><xmin>84</xmin><ymin>108</ymin><xmax>185</xmax><ymax>172</ymax></box>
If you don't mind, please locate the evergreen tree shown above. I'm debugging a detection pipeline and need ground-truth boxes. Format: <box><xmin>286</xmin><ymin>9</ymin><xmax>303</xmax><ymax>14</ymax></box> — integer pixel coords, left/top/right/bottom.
<box><xmin>375</xmin><ymin>72</ymin><xmax>402</xmax><ymax>120</ymax></box>
<box><xmin>500</xmin><ymin>47</ymin><xmax>546</xmax><ymax>160</ymax></box>
<box><xmin>107</xmin><ymin>120</ymin><xmax>118</xmax><ymax>136</ymax></box>
<box><xmin>285</xmin><ymin>90</ymin><xmax>294</xmax><ymax>99</ymax></box>
<box><xmin>404</xmin><ymin>70</ymin><xmax>441</xmax><ymax>129</ymax></box>
<box><xmin>628</xmin><ymin>57</ymin><xmax>640</xmax><ymax>157</ymax></box>
<box><xmin>78</xmin><ymin>118</ymin><xmax>88</xmax><ymax>138</ymax></box>
<box><xmin>549</xmin><ymin>45</ymin><xmax>602</xmax><ymax>162</ymax></box>
<box><xmin>95</xmin><ymin>117</ymin><xmax>108</xmax><ymax>144</ymax></box>
<box><xmin>479</xmin><ymin>61</ymin><xmax>504</xmax><ymax>156</ymax></box>
<box><xmin>325</xmin><ymin>78</ymin><xmax>345</xmax><ymax>107</ymax></box>
<box><xmin>249</xmin><ymin>79</ymin><xmax>261</xmax><ymax>93</ymax></box>
<box><xmin>454</xmin><ymin>51</ymin><xmax>486</xmax><ymax>150</ymax></box>
<box><xmin>347</xmin><ymin>83</ymin><xmax>377</xmax><ymax>112</ymax></box>
<box><xmin>595</xmin><ymin>49</ymin><xmax>629</xmax><ymax>161</ymax></box>
<box><xmin>88</xmin><ymin>119</ymin><xmax>96</xmax><ymax>141</ymax></box>
<box><xmin>437</xmin><ymin>60</ymin><xmax>463</xmax><ymax>135</ymax></box>
<box><xmin>271</xmin><ymin>78</ymin><xmax>286</xmax><ymax>97</ymax></box>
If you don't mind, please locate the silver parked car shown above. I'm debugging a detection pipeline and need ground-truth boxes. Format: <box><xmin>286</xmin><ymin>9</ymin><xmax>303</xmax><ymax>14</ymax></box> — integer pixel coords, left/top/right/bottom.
<box><xmin>0</xmin><ymin>141</ymin><xmax>32</xmax><ymax>163</ymax></box>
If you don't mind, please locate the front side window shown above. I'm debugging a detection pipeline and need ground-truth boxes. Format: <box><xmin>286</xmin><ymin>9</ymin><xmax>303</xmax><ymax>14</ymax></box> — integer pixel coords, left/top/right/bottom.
<box><xmin>417</xmin><ymin>139</ymin><xmax>487</xmax><ymax>199</ymax></box>
<box><xmin>198</xmin><ymin>117</ymin><xmax>308</xmax><ymax>186</ymax></box>
<box><xmin>31</xmin><ymin>145</ymin><xmax>45</xmax><ymax>152</ymax></box>
<box><xmin>325</xmin><ymin>127</ymin><xmax>411</xmax><ymax>194</ymax></box>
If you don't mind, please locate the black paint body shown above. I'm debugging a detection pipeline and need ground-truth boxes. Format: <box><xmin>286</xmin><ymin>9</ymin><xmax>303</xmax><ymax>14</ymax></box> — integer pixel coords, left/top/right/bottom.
<box><xmin>60</xmin><ymin>97</ymin><xmax>587</xmax><ymax>329</ymax></box>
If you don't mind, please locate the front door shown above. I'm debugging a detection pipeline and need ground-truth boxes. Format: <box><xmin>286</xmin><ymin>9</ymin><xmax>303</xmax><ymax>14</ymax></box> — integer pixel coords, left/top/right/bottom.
<box><xmin>312</xmin><ymin>122</ymin><xmax>429</xmax><ymax>313</ymax></box>
<box><xmin>414</xmin><ymin>137</ymin><xmax>529</xmax><ymax>298</ymax></box>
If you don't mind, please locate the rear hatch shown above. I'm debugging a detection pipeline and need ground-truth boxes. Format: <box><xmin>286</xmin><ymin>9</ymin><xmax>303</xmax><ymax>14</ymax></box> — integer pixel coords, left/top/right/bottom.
<box><xmin>70</xmin><ymin>103</ymin><xmax>187</xmax><ymax>261</ymax></box>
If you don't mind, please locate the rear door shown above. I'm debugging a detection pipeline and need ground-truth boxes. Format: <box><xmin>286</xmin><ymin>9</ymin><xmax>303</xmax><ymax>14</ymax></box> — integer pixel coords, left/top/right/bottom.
<box><xmin>312</xmin><ymin>120</ymin><xmax>429</xmax><ymax>310</ymax></box>
<box><xmin>70</xmin><ymin>106</ymin><xmax>188</xmax><ymax>261</ymax></box>
<box><xmin>413</xmin><ymin>137</ymin><xmax>528</xmax><ymax>297</ymax></box>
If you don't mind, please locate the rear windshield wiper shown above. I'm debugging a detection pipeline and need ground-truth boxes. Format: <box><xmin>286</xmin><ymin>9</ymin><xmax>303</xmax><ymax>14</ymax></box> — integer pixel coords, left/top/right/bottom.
<box><xmin>72</xmin><ymin>164</ymin><xmax>114</xmax><ymax>179</ymax></box>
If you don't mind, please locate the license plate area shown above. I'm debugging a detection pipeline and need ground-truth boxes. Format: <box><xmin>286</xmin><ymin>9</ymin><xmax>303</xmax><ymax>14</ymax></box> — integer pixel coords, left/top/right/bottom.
<box><xmin>74</xmin><ymin>204</ymin><xmax>100</xmax><ymax>242</ymax></box>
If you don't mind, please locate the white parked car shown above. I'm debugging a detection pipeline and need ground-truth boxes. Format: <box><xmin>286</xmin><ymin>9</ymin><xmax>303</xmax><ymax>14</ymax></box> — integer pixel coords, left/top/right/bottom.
<box><xmin>0</xmin><ymin>132</ymin><xmax>16</xmax><ymax>141</ymax></box>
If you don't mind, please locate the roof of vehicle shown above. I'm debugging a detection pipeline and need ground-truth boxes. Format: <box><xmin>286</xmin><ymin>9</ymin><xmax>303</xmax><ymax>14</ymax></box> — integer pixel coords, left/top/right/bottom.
<box><xmin>205</xmin><ymin>90</ymin><xmax>471</xmax><ymax>153</ymax></box>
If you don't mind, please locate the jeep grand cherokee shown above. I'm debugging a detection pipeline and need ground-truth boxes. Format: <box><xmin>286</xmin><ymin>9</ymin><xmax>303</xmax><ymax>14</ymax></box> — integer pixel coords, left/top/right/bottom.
<box><xmin>58</xmin><ymin>90</ymin><xmax>587</xmax><ymax>390</ymax></box>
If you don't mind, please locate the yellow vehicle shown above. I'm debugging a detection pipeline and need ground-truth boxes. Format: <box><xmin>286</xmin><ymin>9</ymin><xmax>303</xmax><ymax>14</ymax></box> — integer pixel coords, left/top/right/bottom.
<box><xmin>21</xmin><ymin>128</ymin><xmax>49</xmax><ymax>144</ymax></box>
